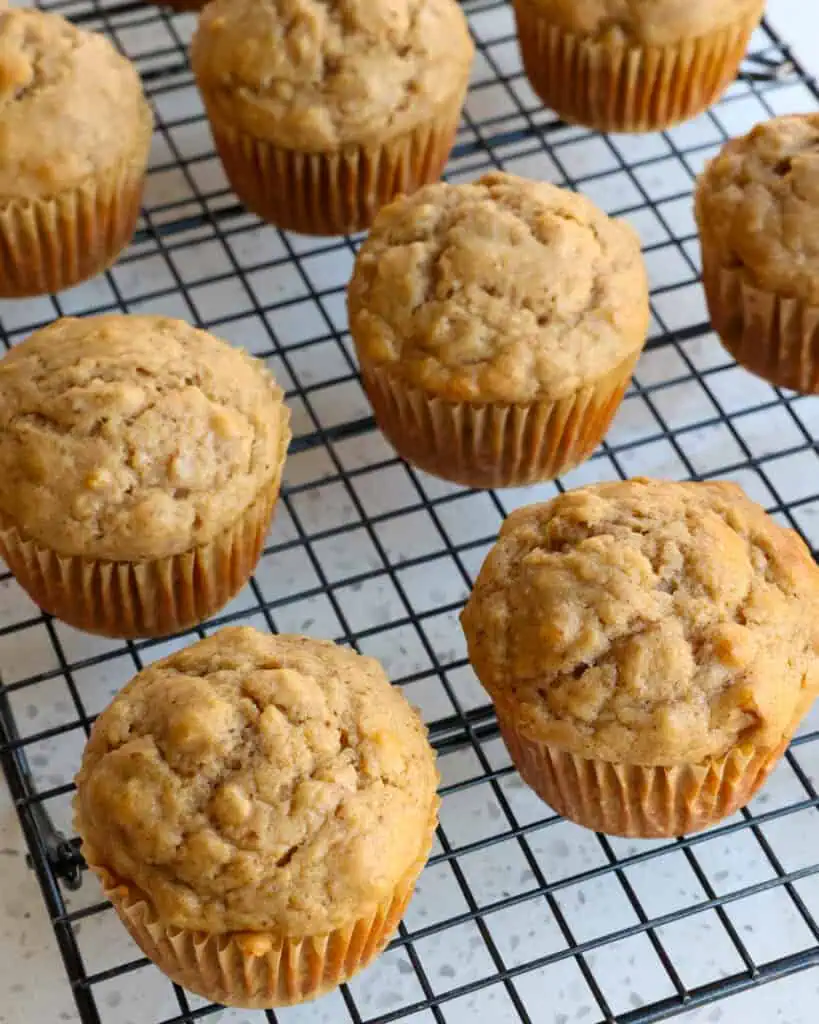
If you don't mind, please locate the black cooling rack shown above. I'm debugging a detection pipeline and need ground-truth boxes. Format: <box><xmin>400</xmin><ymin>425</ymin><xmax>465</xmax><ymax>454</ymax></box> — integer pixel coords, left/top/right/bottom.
<box><xmin>2</xmin><ymin>2</ymin><xmax>819</xmax><ymax>1022</ymax></box>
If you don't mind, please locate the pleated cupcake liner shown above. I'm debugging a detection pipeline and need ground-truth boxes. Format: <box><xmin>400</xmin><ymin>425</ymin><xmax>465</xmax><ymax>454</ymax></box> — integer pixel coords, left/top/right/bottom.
<box><xmin>498</xmin><ymin>716</ymin><xmax>790</xmax><ymax>839</ymax></box>
<box><xmin>86</xmin><ymin>807</ymin><xmax>438</xmax><ymax>1009</ymax></box>
<box><xmin>0</xmin><ymin>474</ymin><xmax>282</xmax><ymax>639</ymax></box>
<box><xmin>512</xmin><ymin>2</ymin><xmax>764</xmax><ymax>133</ymax></box>
<box><xmin>358</xmin><ymin>353</ymin><xmax>639</xmax><ymax>489</ymax></box>
<box><xmin>204</xmin><ymin>97</ymin><xmax>466</xmax><ymax>236</ymax></box>
<box><xmin>0</xmin><ymin>137</ymin><xmax>151</xmax><ymax>298</ymax></box>
<box><xmin>701</xmin><ymin>254</ymin><xmax>819</xmax><ymax>394</ymax></box>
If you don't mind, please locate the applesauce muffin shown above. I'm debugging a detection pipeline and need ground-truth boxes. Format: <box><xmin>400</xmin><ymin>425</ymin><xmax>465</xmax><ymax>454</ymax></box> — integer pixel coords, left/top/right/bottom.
<box><xmin>191</xmin><ymin>0</ymin><xmax>474</xmax><ymax>235</ymax></box>
<box><xmin>348</xmin><ymin>172</ymin><xmax>649</xmax><ymax>488</ymax></box>
<box><xmin>513</xmin><ymin>0</ymin><xmax>765</xmax><ymax>132</ymax></box>
<box><xmin>0</xmin><ymin>316</ymin><xmax>290</xmax><ymax>638</ymax></box>
<box><xmin>74</xmin><ymin>626</ymin><xmax>439</xmax><ymax>1008</ymax></box>
<box><xmin>0</xmin><ymin>9</ymin><xmax>152</xmax><ymax>297</ymax></box>
<box><xmin>461</xmin><ymin>478</ymin><xmax>819</xmax><ymax>837</ymax></box>
<box><xmin>696</xmin><ymin>114</ymin><xmax>819</xmax><ymax>394</ymax></box>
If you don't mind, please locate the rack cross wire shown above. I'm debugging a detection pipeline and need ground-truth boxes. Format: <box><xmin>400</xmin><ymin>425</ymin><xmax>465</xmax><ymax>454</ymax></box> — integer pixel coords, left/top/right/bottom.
<box><xmin>2</xmin><ymin>3</ymin><xmax>819</xmax><ymax>1023</ymax></box>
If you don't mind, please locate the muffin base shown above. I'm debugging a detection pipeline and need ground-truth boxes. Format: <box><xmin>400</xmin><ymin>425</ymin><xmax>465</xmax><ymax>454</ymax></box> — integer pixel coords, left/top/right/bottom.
<box><xmin>0</xmin><ymin>477</ymin><xmax>281</xmax><ymax>639</ymax></box>
<box><xmin>87</xmin><ymin>812</ymin><xmax>437</xmax><ymax>1008</ymax></box>
<box><xmin>359</xmin><ymin>353</ymin><xmax>639</xmax><ymax>489</ymax></box>
<box><xmin>206</xmin><ymin>98</ymin><xmax>465</xmax><ymax>236</ymax></box>
<box><xmin>0</xmin><ymin>139</ymin><xmax>150</xmax><ymax>299</ymax></box>
<box><xmin>701</xmin><ymin>256</ymin><xmax>819</xmax><ymax>394</ymax></box>
<box><xmin>513</xmin><ymin>2</ymin><xmax>764</xmax><ymax>133</ymax></box>
<box><xmin>499</xmin><ymin>717</ymin><xmax>789</xmax><ymax>838</ymax></box>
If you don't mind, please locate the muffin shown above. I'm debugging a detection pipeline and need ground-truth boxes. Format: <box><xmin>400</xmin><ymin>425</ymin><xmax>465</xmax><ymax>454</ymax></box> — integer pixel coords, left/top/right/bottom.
<box><xmin>191</xmin><ymin>0</ymin><xmax>474</xmax><ymax>236</ymax></box>
<box><xmin>74</xmin><ymin>626</ymin><xmax>439</xmax><ymax>1007</ymax></box>
<box><xmin>696</xmin><ymin>114</ymin><xmax>819</xmax><ymax>394</ymax></box>
<box><xmin>0</xmin><ymin>316</ymin><xmax>290</xmax><ymax>638</ymax></box>
<box><xmin>0</xmin><ymin>9</ymin><xmax>152</xmax><ymax>297</ymax></box>
<box><xmin>461</xmin><ymin>478</ymin><xmax>819</xmax><ymax>838</ymax></box>
<box><xmin>347</xmin><ymin>172</ymin><xmax>649</xmax><ymax>489</ymax></box>
<box><xmin>513</xmin><ymin>0</ymin><xmax>765</xmax><ymax>133</ymax></box>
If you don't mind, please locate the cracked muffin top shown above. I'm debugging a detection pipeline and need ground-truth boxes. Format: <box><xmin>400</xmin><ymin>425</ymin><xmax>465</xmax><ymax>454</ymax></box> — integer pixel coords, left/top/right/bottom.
<box><xmin>191</xmin><ymin>0</ymin><xmax>474</xmax><ymax>151</ymax></box>
<box><xmin>74</xmin><ymin>627</ymin><xmax>439</xmax><ymax>935</ymax></box>
<box><xmin>0</xmin><ymin>9</ymin><xmax>152</xmax><ymax>199</ymax></box>
<box><xmin>0</xmin><ymin>315</ymin><xmax>290</xmax><ymax>561</ymax></box>
<box><xmin>695</xmin><ymin>114</ymin><xmax>819</xmax><ymax>303</ymax></box>
<box><xmin>348</xmin><ymin>172</ymin><xmax>649</xmax><ymax>403</ymax></box>
<box><xmin>521</xmin><ymin>0</ymin><xmax>764</xmax><ymax>46</ymax></box>
<box><xmin>461</xmin><ymin>479</ymin><xmax>819</xmax><ymax>766</ymax></box>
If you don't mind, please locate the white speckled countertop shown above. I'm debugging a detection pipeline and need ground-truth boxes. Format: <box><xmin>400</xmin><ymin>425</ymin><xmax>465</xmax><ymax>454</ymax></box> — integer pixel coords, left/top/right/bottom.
<box><xmin>2</xmin><ymin>2</ymin><xmax>819</xmax><ymax>1023</ymax></box>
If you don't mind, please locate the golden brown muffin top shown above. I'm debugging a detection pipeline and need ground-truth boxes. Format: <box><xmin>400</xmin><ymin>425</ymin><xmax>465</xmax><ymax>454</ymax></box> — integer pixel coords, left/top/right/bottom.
<box><xmin>522</xmin><ymin>0</ymin><xmax>764</xmax><ymax>46</ymax></box>
<box><xmin>191</xmin><ymin>0</ymin><xmax>473</xmax><ymax>151</ymax></box>
<box><xmin>348</xmin><ymin>172</ymin><xmax>649</xmax><ymax>403</ymax></box>
<box><xmin>695</xmin><ymin>114</ymin><xmax>819</xmax><ymax>304</ymax></box>
<box><xmin>0</xmin><ymin>316</ymin><xmax>290</xmax><ymax>562</ymax></box>
<box><xmin>0</xmin><ymin>9</ymin><xmax>152</xmax><ymax>200</ymax></box>
<box><xmin>461</xmin><ymin>479</ymin><xmax>819</xmax><ymax>767</ymax></box>
<box><xmin>74</xmin><ymin>627</ymin><xmax>439</xmax><ymax>935</ymax></box>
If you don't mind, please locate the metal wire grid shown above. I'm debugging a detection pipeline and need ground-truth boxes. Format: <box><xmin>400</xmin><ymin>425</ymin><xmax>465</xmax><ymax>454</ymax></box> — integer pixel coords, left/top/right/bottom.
<box><xmin>1</xmin><ymin>2</ymin><xmax>819</xmax><ymax>1023</ymax></box>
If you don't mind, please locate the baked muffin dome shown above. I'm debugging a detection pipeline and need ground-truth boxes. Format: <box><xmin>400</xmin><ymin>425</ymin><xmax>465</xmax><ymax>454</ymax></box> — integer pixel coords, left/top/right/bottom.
<box><xmin>0</xmin><ymin>315</ymin><xmax>287</xmax><ymax>561</ymax></box>
<box><xmin>461</xmin><ymin>478</ymin><xmax>819</xmax><ymax>836</ymax></box>
<box><xmin>697</xmin><ymin>114</ymin><xmax>819</xmax><ymax>303</ymax></box>
<box><xmin>349</xmin><ymin>171</ymin><xmax>648</xmax><ymax>404</ymax></box>
<box><xmin>348</xmin><ymin>172</ymin><xmax>648</xmax><ymax>487</ymax></box>
<box><xmin>0</xmin><ymin>8</ymin><xmax>151</xmax><ymax>199</ymax></box>
<box><xmin>0</xmin><ymin>9</ymin><xmax>153</xmax><ymax>295</ymax></box>
<box><xmin>0</xmin><ymin>315</ymin><xmax>290</xmax><ymax>637</ymax></box>
<box><xmin>74</xmin><ymin>627</ymin><xmax>439</xmax><ymax>1005</ymax></box>
<box><xmin>191</xmin><ymin>0</ymin><xmax>473</xmax><ymax>152</ymax></box>
<box><xmin>462</xmin><ymin>478</ymin><xmax>819</xmax><ymax>766</ymax></box>
<box><xmin>191</xmin><ymin>0</ymin><xmax>473</xmax><ymax>234</ymax></box>
<box><xmin>75</xmin><ymin>626</ymin><xmax>439</xmax><ymax>935</ymax></box>
<box><xmin>696</xmin><ymin>114</ymin><xmax>819</xmax><ymax>393</ymax></box>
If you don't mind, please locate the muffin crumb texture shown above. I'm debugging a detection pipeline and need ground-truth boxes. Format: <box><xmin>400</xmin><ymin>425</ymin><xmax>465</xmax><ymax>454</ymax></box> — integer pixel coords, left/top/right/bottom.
<box><xmin>522</xmin><ymin>0</ymin><xmax>763</xmax><ymax>45</ymax></box>
<box><xmin>191</xmin><ymin>0</ymin><xmax>473</xmax><ymax>150</ymax></box>
<box><xmin>349</xmin><ymin>172</ymin><xmax>648</xmax><ymax>403</ymax></box>
<box><xmin>0</xmin><ymin>8</ymin><xmax>150</xmax><ymax>198</ymax></box>
<box><xmin>75</xmin><ymin>627</ymin><xmax>438</xmax><ymax>935</ymax></box>
<box><xmin>695</xmin><ymin>114</ymin><xmax>819</xmax><ymax>303</ymax></box>
<box><xmin>0</xmin><ymin>315</ymin><xmax>289</xmax><ymax>561</ymax></box>
<box><xmin>462</xmin><ymin>479</ymin><xmax>819</xmax><ymax>765</ymax></box>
